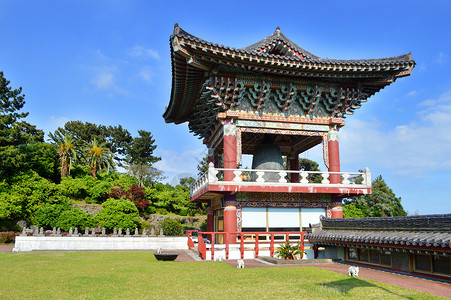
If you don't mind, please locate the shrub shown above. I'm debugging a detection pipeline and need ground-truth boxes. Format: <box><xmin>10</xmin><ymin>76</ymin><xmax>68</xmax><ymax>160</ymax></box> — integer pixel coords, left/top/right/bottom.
<box><xmin>32</xmin><ymin>201</ymin><xmax>71</xmax><ymax>229</ymax></box>
<box><xmin>157</xmin><ymin>208</ymin><xmax>167</xmax><ymax>215</ymax></box>
<box><xmin>199</xmin><ymin>219</ymin><xmax>207</xmax><ymax>231</ymax></box>
<box><xmin>109</xmin><ymin>185</ymin><xmax>148</xmax><ymax>212</ymax></box>
<box><xmin>95</xmin><ymin>198</ymin><xmax>140</xmax><ymax>231</ymax></box>
<box><xmin>56</xmin><ymin>207</ymin><xmax>94</xmax><ymax>231</ymax></box>
<box><xmin>0</xmin><ymin>232</ymin><xmax>16</xmax><ymax>244</ymax></box>
<box><xmin>161</xmin><ymin>218</ymin><xmax>183</xmax><ymax>236</ymax></box>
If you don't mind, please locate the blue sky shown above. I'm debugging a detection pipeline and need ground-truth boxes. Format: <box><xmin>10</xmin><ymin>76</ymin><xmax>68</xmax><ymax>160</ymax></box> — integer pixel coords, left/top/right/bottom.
<box><xmin>1</xmin><ymin>1</ymin><xmax>450</xmax><ymax>215</ymax></box>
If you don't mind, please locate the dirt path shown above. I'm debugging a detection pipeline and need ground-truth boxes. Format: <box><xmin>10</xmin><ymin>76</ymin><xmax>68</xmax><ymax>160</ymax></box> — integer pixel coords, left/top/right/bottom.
<box><xmin>0</xmin><ymin>244</ymin><xmax>14</xmax><ymax>252</ymax></box>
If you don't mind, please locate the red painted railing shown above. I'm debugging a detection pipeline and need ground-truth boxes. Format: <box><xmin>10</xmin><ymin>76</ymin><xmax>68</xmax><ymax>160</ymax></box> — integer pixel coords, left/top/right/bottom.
<box><xmin>187</xmin><ymin>231</ymin><xmax>307</xmax><ymax>260</ymax></box>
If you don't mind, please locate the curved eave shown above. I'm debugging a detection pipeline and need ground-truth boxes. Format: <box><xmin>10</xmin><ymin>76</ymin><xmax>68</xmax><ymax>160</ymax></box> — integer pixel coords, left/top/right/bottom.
<box><xmin>171</xmin><ymin>25</ymin><xmax>415</xmax><ymax>71</ymax></box>
<box><xmin>163</xmin><ymin>40</ymin><xmax>206</xmax><ymax>124</ymax></box>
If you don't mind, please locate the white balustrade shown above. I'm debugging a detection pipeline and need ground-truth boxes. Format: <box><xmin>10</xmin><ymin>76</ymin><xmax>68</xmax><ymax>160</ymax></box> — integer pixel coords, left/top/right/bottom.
<box><xmin>342</xmin><ymin>173</ymin><xmax>350</xmax><ymax>185</ymax></box>
<box><xmin>278</xmin><ymin>171</ymin><xmax>287</xmax><ymax>183</ymax></box>
<box><xmin>321</xmin><ymin>173</ymin><xmax>330</xmax><ymax>184</ymax></box>
<box><xmin>256</xmin><ymin>171</ymin><xmax>266</xmax><ymax>183</ymax></box>
<box><xmin>190</xmin><ymin>166</ymin><xmax>371</xmax><ymax>196</ymax></box>
<box><xmin>300</xmin><ymin>172</ymin><xmax>309</xmax><ymax>184</ymax></box>
<box><xmin>233</xmin><ymin>170</ymin><xmax>242</xmax><ymax>182</ymax></box>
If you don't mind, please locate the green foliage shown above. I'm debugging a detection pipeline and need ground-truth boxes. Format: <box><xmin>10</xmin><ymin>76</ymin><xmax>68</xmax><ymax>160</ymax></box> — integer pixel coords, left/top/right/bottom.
<box><xmin>197</xmin><ymin>155</ymin><xmax>209</xmax><ymax>177</ymax></box>
<box><xmin>2</xmin><ymin>172</ymin><xmax>64</xmax><ymax>223</ymax></box>
<box><xmin>275</xmin><ymin>241</ymin><xmax>304</xmax><ymax>260</ymax></box>
<box><xmin>343</xmin><ymin>175</ymin><xmax>407</xmax><ymax>218</ymax></box>
<box><xmin>0</xmin><ymin>71</ymin><xmax>44</xmax><ymax>179</ymax></box>
<box><xmin>56</xmin><ymin>207</ymin><xmax>94</xmax><ymax>231</ymax></box>
<box><xmin>33</xmin><ymin>202</ymin><xmax>72</xmax><ymax>229</ymax></box>
<box><xmin>85</xmin><ymin>137</ymin><xmax>114</xmax><ymax>177</ymax></box>
<box><xmin>95</xmin><ymin>198</ymin><xmax>140</xmax><ymax>231</ymax></box>
<box><xmin>342</xmin><ymin>203</ymin><xmax>366</xmax><ymax>218</ymax></box>
<box><xmin>199</xmin><ymin>219</ymin><xmax>207</xmax><ymax>231</ymax></box>
<box><xmin>61</xmin><ymin>175</ymin><xmax>114</xmax><ymax>203</ymax></box>
<box><xmin>20</xmin><ymin>143</ymin><xmax>59</xmax><ymax>182</ymax></box>
<box><xmin>299</xmin><ymin>158</ymin><xmax>322</xmax><ymax>183</ymax></box>
<box><xmin>161</xmin><ymin>218</ymin><xmax>183</xmax><ymax>236</ymax></box>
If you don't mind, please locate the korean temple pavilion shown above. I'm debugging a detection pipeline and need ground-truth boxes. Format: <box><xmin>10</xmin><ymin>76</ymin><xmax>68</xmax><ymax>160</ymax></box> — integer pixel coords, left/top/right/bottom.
<box><xmin>164</xmin><ymin>24</ymin><xmax>418</xmax><ymax>259</ymax></box>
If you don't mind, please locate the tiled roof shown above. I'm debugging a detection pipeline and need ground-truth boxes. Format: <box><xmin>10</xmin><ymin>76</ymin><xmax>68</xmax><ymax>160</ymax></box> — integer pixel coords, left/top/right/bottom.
<box><xmin>307</xmin><ymin>214</ymin><xmax>451</xmax><ymax>250</ymax></box>
<box><xmin>172</xmin><ymin>24</ymin><xmax>415</xmax><ymax>66</ymax></box>
<box><xmin>164</xmin><ymin>24</ymin><xmax>415</xmax><ymax>134</ymax></box>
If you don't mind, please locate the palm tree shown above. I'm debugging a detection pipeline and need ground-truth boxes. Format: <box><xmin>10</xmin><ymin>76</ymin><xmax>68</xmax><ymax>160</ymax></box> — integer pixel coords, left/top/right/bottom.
<box><xmin>51</xmin><ymin>133</ymin><xmax>77</xmax><ymax>178</ymax></box>
<box><xmin>86</xmin><ymin>138</ymin><xmax>114</xmax><ymax>177</ymax></box>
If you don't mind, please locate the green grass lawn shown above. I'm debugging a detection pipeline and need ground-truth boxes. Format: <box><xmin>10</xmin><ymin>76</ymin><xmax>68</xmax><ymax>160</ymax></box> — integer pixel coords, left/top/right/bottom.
<box><xmin>0</xmin><ymin>251</ymin><xmax>441</xmax><ymax>299</ymax></box>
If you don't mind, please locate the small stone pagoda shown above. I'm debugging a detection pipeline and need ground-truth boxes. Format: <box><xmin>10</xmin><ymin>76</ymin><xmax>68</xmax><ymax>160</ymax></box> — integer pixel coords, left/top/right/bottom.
<box><xmin>164</xmin><ymin>24</ymin><xmax>415</xmax><ymax>243</ymax></box>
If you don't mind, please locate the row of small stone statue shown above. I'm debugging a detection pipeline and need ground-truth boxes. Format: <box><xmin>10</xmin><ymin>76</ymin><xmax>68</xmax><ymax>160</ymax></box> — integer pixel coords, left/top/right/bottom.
<box><xmin>21</xmin><ymin>226</ymin><xmax>164</xmax><ymax>237</ymax></box>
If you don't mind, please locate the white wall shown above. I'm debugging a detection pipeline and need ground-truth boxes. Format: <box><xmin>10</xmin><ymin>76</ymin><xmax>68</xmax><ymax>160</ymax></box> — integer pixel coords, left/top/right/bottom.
<box><xmin>13</xmin><ymin>236</ymin><xmax>188</xmax><ymax>252</ymax></box>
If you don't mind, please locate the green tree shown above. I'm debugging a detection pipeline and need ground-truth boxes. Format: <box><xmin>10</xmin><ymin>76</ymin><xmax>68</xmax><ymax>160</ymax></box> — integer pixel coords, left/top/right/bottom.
<box><xmin>197</xmin><ymin>155</ymin><xmax>209</xmax><ymax>177</ymax></box>
<box><xmin>0</xmin><ymin>71</ymin><xmax>44</xmax><ymax>178</ymax></box>
<box><xmin>299</xmin><ymin>158</ymin><xmax>322</xmax><ymax>183</ymax></box>
<box><xmin>85</xmin><ymin>138</ymin><xmax>114</xmax><ymax>177</ymax></box>
<box><xmin>51</xmin><ymin>134</ymin><xmax>77</xmax><ymax>178</ymax></box>
<box><xmin>127</xmin><ymin>130</ymin><xmax>161</xmax><ymax>185</ymax></box>
<box><xmin>343</xmin><ymin>175</ymin><xmax>407</xmax><ymax>218</ymax></box>
<box><xmin>49</xmin><ymin>121</ymin><xmax>133</xmax><ymax>167</ymax></box>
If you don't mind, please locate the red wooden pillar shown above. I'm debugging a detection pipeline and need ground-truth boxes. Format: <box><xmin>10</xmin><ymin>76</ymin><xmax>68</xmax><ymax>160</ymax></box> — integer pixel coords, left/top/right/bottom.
<box><xmin>223</xmin><ymin>121</ymin><xmax>237</xmax><ymax>181</ymax></box>
<box><xmin>223</xmin><ymin>205</ymin><xmax>237</xmax><ymax>244</ymax></box>
<box><xmin>331</xmin><ymin>197</ymin><xmax>343</xmax><ymax>218</ymax></box>
<box><xmin>289</xmin><ymin>154</ymin><xmax>300</xmax><ymax>183</ymax></box>
<box><xmin>328</xmin><ymin>129</ymin><xmax>341</xmax><ymax>184</ymax></box>
<box><xmin>207</xmin><ymin>211</ymin><xmax>214</xmax><ymax>232</ymax></box>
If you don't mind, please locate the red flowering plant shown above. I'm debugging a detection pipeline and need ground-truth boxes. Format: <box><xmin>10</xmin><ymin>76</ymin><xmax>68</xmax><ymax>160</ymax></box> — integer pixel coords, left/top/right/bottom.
<box><xmin>109</xmin><ymin>185</ymin><xmax>148</xmax><ymax>213</ymax></box>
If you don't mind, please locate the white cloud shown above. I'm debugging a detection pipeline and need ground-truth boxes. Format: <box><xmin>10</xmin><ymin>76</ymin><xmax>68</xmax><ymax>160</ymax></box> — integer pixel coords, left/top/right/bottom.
<box><xmin>435</xmin><ymin>51</ymin><xmax>448</xmax><ymax>64</ymax></box>
<box><xmin>406</xmin><ymin>90</ymin><xmax>419</xmax><ymax>97</ymax></box>
<box><xmin>139</xmin><ymin>66</ymin><xmax>153</xmax><ymax>83</ymax></box>
<box><xmin>340</xmin><ymin>91</ymin><xmax>451</xmax><ymax>177</ymax></box>
<box><xmin>91</xmin><ymin>66</ymin><xmax>116</xmax><ymax>89</ymax></box>
<box><xmin>128</xmin><ymin>45</ymin><xmax>159</xmax><ymax>59</ymax></box>
<box><xmin>154</xmin><ymin>147</ymin><xmax>206</xmax><ymax>183</ymax></box>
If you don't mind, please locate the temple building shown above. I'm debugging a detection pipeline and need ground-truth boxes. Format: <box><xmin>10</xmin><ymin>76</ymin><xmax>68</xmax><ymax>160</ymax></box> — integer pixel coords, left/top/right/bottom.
<box><xmin>164</xmin><ymin>24</ymin><xmax>415</xmax><ymax>246</ymax></box>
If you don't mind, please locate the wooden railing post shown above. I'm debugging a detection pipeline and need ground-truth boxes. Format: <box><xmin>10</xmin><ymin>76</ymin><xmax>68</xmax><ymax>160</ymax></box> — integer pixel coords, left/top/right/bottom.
<box><xmin>211</xmin><ymin>233</ymin><xmax>215</xmax><ymax>261</ymax></box>
<box><xmin>225</xmin><ymin>233</ymin><xmax>229</xmax><ymax>260</ymax></box>
<box><xmin>300</xmin><ymin>232</ymin><xmax>305</xmax><ymax>252</ymax></box>
<box><xmin>197</xmin><ymin>232</ymin><xmax>206</xmax><ymax>260</ymax></box>
<box><xmin>240</xmin><ymin>233</ymin><xmax>244</xmax><ymax>259</ymax></box>
<box><xmin>255</xmin><ymin>233</ymin><xmax>259</xmax><ymax>258</ymax></box>
<box><xmin>187</xmin><ymin>230</ymin><xmax>195</xmax><ymax>249</ymax></box>
<box><xmin>270</xmin><ymin>233</ymin><xmax>275</xmax><ymax>257</ymax></box>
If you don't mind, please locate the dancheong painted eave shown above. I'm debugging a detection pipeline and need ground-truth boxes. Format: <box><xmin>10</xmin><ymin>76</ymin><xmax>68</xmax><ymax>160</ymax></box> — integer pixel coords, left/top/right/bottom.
<box><xmin>164</xmin><ymin>23</ymin><xmax>415</xmax><ymax>126</ymax></box>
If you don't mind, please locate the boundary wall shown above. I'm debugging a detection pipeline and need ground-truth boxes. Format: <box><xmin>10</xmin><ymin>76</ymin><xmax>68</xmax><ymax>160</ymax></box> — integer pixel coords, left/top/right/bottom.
<box><xmin>13</xmin><ymin>236</ymin><xmax>188</xmax><ymax>252</ymax></box>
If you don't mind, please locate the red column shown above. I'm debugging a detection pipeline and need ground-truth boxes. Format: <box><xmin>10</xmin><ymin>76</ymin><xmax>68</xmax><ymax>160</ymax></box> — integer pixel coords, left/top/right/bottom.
<box><xmin>289</xmin><ymin>154</ymin><xmax>299</xmax><ymax>183</ymax></box>
<box><xmin>223</xmin><ymin>205</ymin><xmax>237</xmax><ymax>244</ymax></box>
<box><xmin>331</xmin><ymin>202</ymin><xmax>343</xmax><ymax>218</ymax></box>
<box><xmin>223</xmin><ymin>121</ymin><xmax>237</xmax><ymax>181</ymax></box>
<box><xmin>328</xmin><ymin>129</ymin><xmax>340</xmax><ymax>184</ymax></box>
<box><xmin>207</xmin><ymin>211</ymin><xmax>214</xmax><ymax>232</ymax></box>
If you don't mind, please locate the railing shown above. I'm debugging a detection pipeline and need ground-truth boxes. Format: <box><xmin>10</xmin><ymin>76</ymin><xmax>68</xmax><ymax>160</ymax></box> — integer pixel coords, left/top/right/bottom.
<box><xmin>190</xmin><ymin>162</ymin><xmax>371</xmax><ymax>196</ymax></box>
<box><xmin>187</xmin><ymin>231</ymin><xmax>307</xmax><ymax>260</ymax></box>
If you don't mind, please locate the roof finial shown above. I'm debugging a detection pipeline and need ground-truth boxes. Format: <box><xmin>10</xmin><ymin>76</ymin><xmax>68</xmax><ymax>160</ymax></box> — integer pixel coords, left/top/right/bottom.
<box><xmin>173</xmin><ymin>23</ymin><xmax>180</xmax><ymax>34</ymax></box>
<box><xmin>275</xmin><ymin>26</ymin><xmax>281</xmax><ymax>36</ymax></box>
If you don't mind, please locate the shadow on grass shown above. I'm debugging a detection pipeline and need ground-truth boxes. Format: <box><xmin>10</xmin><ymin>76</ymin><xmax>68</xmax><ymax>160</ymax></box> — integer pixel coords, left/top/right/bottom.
<box><xmin>319</xmin><ymin>277</ymin><xmax>415</xmax><ymax>299</ymax></box>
